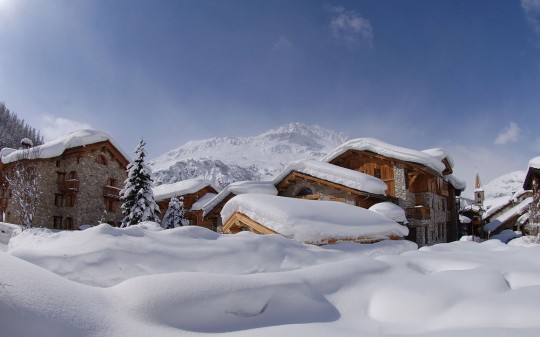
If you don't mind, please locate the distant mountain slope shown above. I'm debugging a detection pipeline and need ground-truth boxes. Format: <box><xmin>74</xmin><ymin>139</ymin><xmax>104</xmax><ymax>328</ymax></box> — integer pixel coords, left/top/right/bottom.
<box><xmin>483</xmin><ymin>170</ymin><xmax>526</xmax><ymax>199</ymax></box>
<box><xmin>149</xmin><ymin>122</ymin><xmax>349</xmax><ymax>188</ymax></box>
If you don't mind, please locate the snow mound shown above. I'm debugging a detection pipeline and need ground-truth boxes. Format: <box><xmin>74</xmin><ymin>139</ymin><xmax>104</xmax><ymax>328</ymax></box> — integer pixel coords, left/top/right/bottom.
<box><xmin>369</xmin><ymin>201</ymin><xmax>409</xmax><ymax>224</ymax></box>
<box><xmin>221</xmin><ymin>194</ymin><xmax>408</xmax><ymax>244</ymax></box>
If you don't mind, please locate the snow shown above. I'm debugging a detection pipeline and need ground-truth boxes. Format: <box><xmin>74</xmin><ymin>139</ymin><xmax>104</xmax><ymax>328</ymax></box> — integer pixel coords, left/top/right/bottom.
<box><xmin>322</xmin><ymin>137</ymin><xmax>448</xmax><ymax>174</ymax></box>
<box><xmin>191</xmin><ymin>192</ymin><xmax>217</xmax><ymax>211</ymax></box>
<box><xmin>491</xmin><ymin>229</ymin><xmax>521</xmax><ymax>244</ymax></box>
<box><xmin>3</xmin><ymin>224</ymin><xmax>540</xmax><ymax>337</ymax></box>
<box><xmin>459</xmin><ymin>214</ymin><xmax>472</xmax><ymax>224</ymax></box>
<box><xmin>445</xmin><ymin>173</ymin><xmax>467</xmax><ymax>190</ymax></box>
<box><xmin>483</xmin><ymin>197</ymin><xmax>533</xmax><ymax>233</ymax></box>
<box><xmin>152</xmin><ymin>179</ymin><xmax>219</xmax><ymax>202</ymax></box>
<box><xmin>272</xmin><ymin>159</ymin><xmax>388</xmax><ymax>195</ymax></box>
<box><xmin>368</xmin><ymin>201</ymin><xmax>408</xmax><ymax>224</ymax></box>
<box><xmin>201</xmin><ymin>181</ymin><xmax>278</xmax><ymax>216</ymax></box>
<box><xmin>421</xmin><ymin>147</ymin><xmax>455</xmax><ymax>168</ymax></box>
<box><xmin>0</xmin><ymin>129</ymin><xmax>130</xmax><ymax>164</ymax></box>
<box><xmin>0</xmin><ymin>222</ymin><xmax>20</xmax><ymax>251</ymax></box>
<box><xmin>221</xmin><ymin>194</ymin><xmax>409</xmax><ymax>244</ymax></box>
<box><xmin>529</xmin><ymin>156</ymin><xmax>540</xmax><ymax>170</ymax></box>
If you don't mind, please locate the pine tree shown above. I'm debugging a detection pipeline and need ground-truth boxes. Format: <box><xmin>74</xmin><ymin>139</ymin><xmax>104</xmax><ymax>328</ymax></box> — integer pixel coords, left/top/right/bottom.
<box><xmin>161</xmin><ymin>196</ymin><xmax>189</xmax><ymax>229</ymax></box>
<box><xmin>120</xmin><ymin>139</ymin><xmax>160</xmax><ymax>227</ymax></box>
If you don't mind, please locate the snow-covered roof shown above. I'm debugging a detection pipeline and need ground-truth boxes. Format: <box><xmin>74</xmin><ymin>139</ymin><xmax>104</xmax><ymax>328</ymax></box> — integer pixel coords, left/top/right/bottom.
<box><xmin>445</xmin><ymin>174</ymin><xmax>466</xmax><ymax>191</ymax></box>
<box><xmin>421</xmin><ymin>148</ymin><xmax>455</xmax><ymax>169</ymax></box>
<box><xmin>368</xmin><ymin>202</ymin><xmax>408</xmax><ymax>224</ymax></box>
<box><xmin>459</xmin><ymin>215</ymin><xmax>472</xmax><ymax>224</ymax></box>
<box><xmin>0</xmin><ymin>129</ymin><xmax>130</xmax><ymax>164</ymax></box>
<box><xmin>221</xmin><ymin>194</ymin><xmax>408</xmax><ymax>244</ymax></box>
<box><xmin>191</xmin><ymin>193</ymin><xmax>217</xmax><ymax>211</ymax></box>
<box><xmin>201</xmin><ymin>181</ymin><xmax>278</xmax><ymax>216</ymax></box>
<box><xmin>272</xmin><ymin>159</ymin><xmax>387</xmax><ymax>195</ymax></box>
<box><xmin>529</xmin><ymin>156</ymin><xmax>540</xmax><ymax>170</ymax></box>
<box><xmin>322</xmin><ymin>138</ymin><xmax>447</xmax><ymax>175</ymax></box>
<box><xmin>483</xmin><ymin>197</ymin><xmax>532</xmax><ymax>233</ymax></box>
<box><xmin>153</xmin><ymin>179</ymin><xmax>219</xmax><ymax>202</ymax></box>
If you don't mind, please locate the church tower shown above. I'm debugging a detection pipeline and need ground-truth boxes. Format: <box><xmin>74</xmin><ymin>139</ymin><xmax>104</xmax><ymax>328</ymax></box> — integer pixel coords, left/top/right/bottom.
<box><xmin>474</xmin><ymin>172</ymin><xmax>485</xmax><ymax>205</ymax></box>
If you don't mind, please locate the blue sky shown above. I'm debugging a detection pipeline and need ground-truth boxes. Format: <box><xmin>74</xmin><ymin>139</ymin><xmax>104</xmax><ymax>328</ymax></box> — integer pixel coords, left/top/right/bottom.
<box><xmin>1</xmin><ymin>0</ymin><xmax>540</xmax><ymax>194</ymax></box>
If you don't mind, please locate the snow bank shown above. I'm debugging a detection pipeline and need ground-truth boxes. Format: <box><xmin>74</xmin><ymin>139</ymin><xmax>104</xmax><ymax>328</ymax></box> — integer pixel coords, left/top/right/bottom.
<box><xmin>221</xmin><ymin>194</ymin><xmax>408</xmax><ymax>244</ymax></box>
<box><xmin>369</xmin><ymin>201</ymin><xmax>408</xmax><ymax>224</ymax></box>
<box><xmin>4</xmin><ymin>223</ymin><xmax>540</xmax><ymax>337</ymax></box>
<box><xmin>273</xmin><ymin>159</ymin><xmax>387</xmax><ymax>195</ymax></box>
<box><xmin>152</xmin><ymin>179</ymin><xmax>219</xmax><ymax>202</ymax></box>
<box><xmin>322</xmin><ymin>138</ymin><xmax>447</xmax><ymax>174</ymax></box>
<box><xmin>0</xmin><ymin>129</ymin><xmax>130</xmax><ymax>164</ymax></box>
<box><xmin>201</xmin><ymin>180</ymin><xmax>278</xmax><ymax>215</ymax></box>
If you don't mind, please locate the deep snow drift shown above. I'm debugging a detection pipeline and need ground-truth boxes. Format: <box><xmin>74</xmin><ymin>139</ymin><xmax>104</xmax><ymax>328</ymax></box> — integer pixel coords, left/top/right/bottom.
<box><xmin>2</xmin><ymin>223</ymin><xmax>540</xmax><ymax>337</ymax></box>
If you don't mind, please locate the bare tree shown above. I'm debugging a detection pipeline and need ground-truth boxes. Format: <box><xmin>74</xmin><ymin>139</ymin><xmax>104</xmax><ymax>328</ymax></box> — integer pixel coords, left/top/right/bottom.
<box><xmin>6</xmin><ymin>147</ymin><xmax>42</xmax><ymax>230</ymax></box>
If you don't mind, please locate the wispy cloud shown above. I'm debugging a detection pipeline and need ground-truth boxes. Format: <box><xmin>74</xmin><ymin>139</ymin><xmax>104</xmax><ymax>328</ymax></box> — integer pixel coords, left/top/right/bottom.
<box><xmin>328</xmin><ymin>6</ymin><xmax>373</xmax><ymax>46</ymax></box>
<box><xmin>272</xmin><ymin>36</ymin><xmax>293</xmax><ymax>51</ymax></box>
<box><xmin>40</xmin><ymin>115</ymin><xmax>93</xmax><ymax>141</ymax></box>
<box><xmin>522</xmin><ymin>0</ymin><xmax>540</xmax><ymax>35</ymax></box>
<box><xmin>494</xmin><ymin>122</ymin><xmax>522</xmax><ymax>145</ymax></box>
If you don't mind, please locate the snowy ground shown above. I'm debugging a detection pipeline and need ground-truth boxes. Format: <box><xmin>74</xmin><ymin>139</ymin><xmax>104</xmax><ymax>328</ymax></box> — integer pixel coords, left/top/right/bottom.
<box><xmin>2</xmin><ymin>223</ymin><xmax>540</xmax><ymax>337</ymax></box>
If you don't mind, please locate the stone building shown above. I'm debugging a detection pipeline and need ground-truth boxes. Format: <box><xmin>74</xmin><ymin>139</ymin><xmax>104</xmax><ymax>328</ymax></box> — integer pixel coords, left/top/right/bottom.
<box><xmin>0</xmin><ymin>130</ymin><xmax>130</xmax><ymax>229</ymax></box>
<box><xmin>320</xmin><ymin>138</ymin><xmax>465</xmax><ymax>247</ymax></box>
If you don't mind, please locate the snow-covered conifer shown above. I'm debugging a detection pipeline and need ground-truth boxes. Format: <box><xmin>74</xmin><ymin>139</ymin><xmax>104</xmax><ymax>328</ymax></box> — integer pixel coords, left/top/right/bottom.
<box><xmin>161</xmin><ymin>196</ymin><xmax>189</xmax><ymax>229</ymax></box>
<box><xmin>528</xmin><ymin>178</ymin><xmax>540</xmax><ymax>243</ymax></box>
<box><xmin>120</xmin><ymin>139</ymin><xmax>160</xmax><ymax>227</ymax></box>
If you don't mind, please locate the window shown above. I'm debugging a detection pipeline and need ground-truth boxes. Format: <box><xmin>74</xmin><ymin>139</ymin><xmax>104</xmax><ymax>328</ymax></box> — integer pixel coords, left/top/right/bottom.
<box><xmin>65</xmin><ymin>194</ymin><xmax>76</xmax><ymax>207</ymax></box>
<box><xmin>65</xmin><ymin>217</ymin><xmax>74</xmax><ymax>230</ymax></box>
<box><xmin>55</xmin><ymin>160</ymin><xmax>61</xmax><ymax>167</ymax></box>
<box><xmin>57</xmin><ymin>172</ymin><xmax>66</xmax><ymax>182</ymax></box>
<box><xmin>67</xmin><ymin>171</ymin><xmax>77</xmax><ymax>180</ymax></box>
<box><xmin>374</xmin><ymin>168</ymin><xmax>381</xmax><ymax>179</ymax></box>
<box><xmin>105</xmin><ymin>198</ymin><xmax>116</xmax><ymax>212</ymax></box>
<box><xmin>54</xmin><ymin>194</ymin><xmax>64</xmax><ymax>207</ymax></box>
<box><xmin>53</xmin><ymin>216</ymin><xmax>63</xmax><ymax>229</ymax></box>
<box><xmin>107</xmin><ymin>178</ymin><xmax>117</xmax><ymax>187</ymax></box>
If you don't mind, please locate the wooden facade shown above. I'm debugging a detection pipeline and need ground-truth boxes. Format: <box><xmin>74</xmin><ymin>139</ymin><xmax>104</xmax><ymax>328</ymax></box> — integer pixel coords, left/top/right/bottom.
<box><xmin>156</xmin><ymin>185</ymin><xmax>218</xmax><ymax>228</ymax></box>
<box><xmin>327</xmin><ymin>149</ymin><xmax>461</xmax><ymax>246</ymax></box>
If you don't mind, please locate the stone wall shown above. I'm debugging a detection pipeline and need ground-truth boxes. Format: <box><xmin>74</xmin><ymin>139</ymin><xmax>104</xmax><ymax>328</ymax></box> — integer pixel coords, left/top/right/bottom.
<box><xmin>5</xmin><ymin>147</ymin><xmax>126</xmax><ymax>229</ymax></box>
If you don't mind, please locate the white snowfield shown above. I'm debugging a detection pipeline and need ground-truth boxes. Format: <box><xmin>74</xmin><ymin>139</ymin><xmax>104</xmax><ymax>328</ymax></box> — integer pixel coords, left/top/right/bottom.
<box><xmin>221</xmin><ymin>194</ymin><xmax>409</xmax><ymax>244</ymax></box>
<box><xmin>272</xmin><ymin>159</ymin><xmax>388</xmax><ymax>195</ymax></box>
<box><xmin>0</xmin><ymin>129</ymin><xmax>130</xmax><ymax>164</ymax></box>
<box><xmin>3</xmin><ymin>224</ymin><xmax>540</xmax><ymax>337</ymax></box>
<box><xmin>152</xmin><ymin>179</ymin><xmax>220</xmax><ymax>202</ymax></box>
<box><xmin>201</xmin><ymin>180</ymin><xmax>278</xmax><ymax>216</ymax></box>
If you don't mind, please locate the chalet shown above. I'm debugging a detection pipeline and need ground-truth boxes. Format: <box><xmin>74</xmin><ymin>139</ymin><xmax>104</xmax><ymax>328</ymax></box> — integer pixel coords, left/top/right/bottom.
<box><xmin>320</xmin><ymin>138</ymin><xmax>465</xmax><ymax>246</ymax></box>
<box><xmin>524</xmin><ymin>156</ymin><xmax>540</xmax><ymax>190</ymax></box>
<box><xmin>152</xmin><ymin>179</ymin><xmax>219</xmax><ymax>227</ymax></box>
<box><xmin>0</xmin><ymin>130</ymin><xmax>129</xmax><ymax>229</ymax></box>
<box><xmin>273</xmin><ymin>159</ymin><xmax>387</xmax><ymax>207</ymax></box>
<box><xmin>196</xmin><ymin>181</ymin><xmax>278</xmax><ymax>230</ymax></box>
<box><xmin>221</xmin><ymin>194</ymin><xmax>408</xmax><ymax>245</ymax></box>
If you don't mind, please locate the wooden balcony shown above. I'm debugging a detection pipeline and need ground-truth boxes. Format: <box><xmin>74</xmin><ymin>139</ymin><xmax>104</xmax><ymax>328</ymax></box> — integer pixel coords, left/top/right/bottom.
<box><xmin>103</xmin><ymin>185</ymin><xmax>121</xmax><ymax>199</ymax></box>
<box><xmin>414</xmin><ymin>193</ymin><xmax>430</xmax><ymax>207</ymax></box>
<box><xmin>406</xmin><ymin>206</ymin><xmax>431</xmax><ymax>220</ymax></box>
<box><xmin>58</xmin><ymin>179</ymin><xmax>79</xmax><ymax>192</ymax></box>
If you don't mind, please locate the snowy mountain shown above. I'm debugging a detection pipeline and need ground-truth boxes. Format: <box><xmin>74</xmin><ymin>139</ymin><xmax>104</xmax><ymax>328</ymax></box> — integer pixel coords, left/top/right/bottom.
<box><xmin>149</xmin><ymin>122</ymin><xmax>349</xmax><ymax>188</ymax></box>
<box><xmin>483</xmin><ymin>170</ymin><xmax>526</xmax><ymax>199</ymax></box>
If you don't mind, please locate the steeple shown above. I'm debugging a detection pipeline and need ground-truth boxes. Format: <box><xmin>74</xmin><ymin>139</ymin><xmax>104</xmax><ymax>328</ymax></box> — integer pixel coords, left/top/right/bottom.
<box><xmin>474</xmin><ymin>172</ymin><xmax>484</xmax><ymax>205</ymax></box>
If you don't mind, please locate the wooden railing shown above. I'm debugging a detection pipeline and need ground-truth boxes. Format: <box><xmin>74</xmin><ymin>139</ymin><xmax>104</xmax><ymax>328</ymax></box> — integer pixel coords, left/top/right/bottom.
<box><xmin>58</xmin><ymin>179</ymin><xmax>79</xmax><ymax>192</ymax></box>
<box><xmin>406</xmin><ymin>206</ymin><xmax>431</xmax><ymax>220</ymax></box>
<box><xmin>103</xmin><ymin>185</ymin><xmax>121</xmax><ymax>199</ymax></box>
<box><xmin>414</xmin><ymin>193</ymin><xmax>429</xmax><ymax>207</ymax></box>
